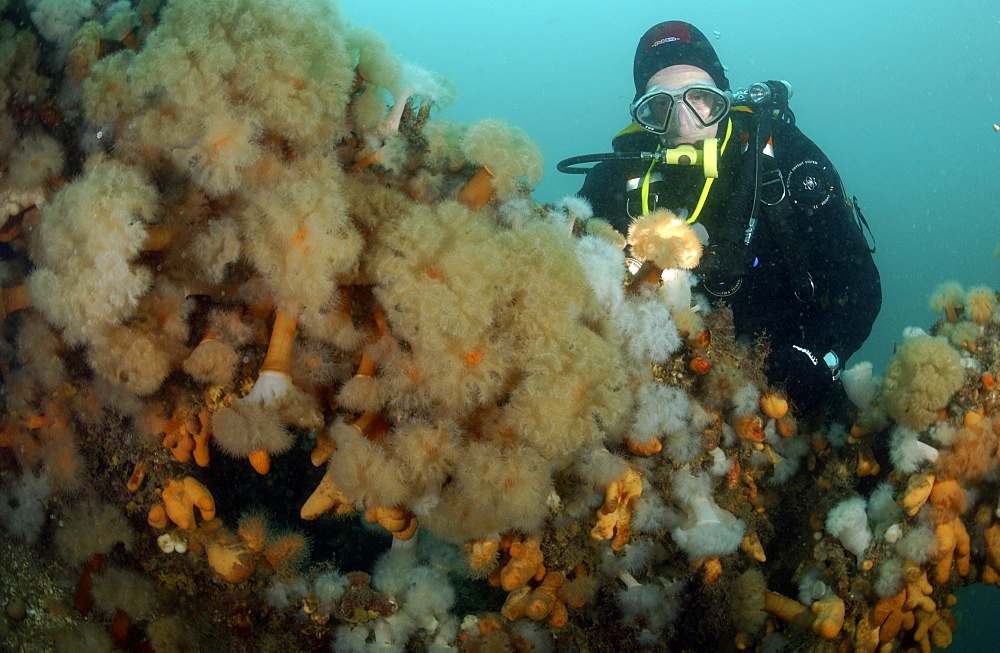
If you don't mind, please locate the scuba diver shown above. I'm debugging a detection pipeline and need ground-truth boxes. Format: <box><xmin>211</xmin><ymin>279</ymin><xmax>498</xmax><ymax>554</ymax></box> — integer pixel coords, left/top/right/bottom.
<box><xmin>561</xmin><ymin>21</ymin><xmax>881</xmax><ymax>412</ymax></box>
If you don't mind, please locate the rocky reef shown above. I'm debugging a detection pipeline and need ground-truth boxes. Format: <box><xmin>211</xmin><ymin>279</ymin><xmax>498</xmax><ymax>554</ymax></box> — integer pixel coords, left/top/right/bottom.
<box><xmin>1</xmin><ymin>0</ymin><xmax>998</xmax><ymax>651</ymax></box>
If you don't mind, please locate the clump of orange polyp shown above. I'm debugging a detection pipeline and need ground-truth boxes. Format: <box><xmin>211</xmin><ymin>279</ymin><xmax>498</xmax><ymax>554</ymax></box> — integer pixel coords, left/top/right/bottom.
<box><xmin>465</xmin><ymin>537</ymin><xmax>501</xmax><ymax>576</ymax></box>
<box><xmin>457</xmin><ymin>165</ymin><xmax>495</xmax><ymax>211</ymax></box>
<box><xmin>689</xmin><ymin>329</ymin><xmax>711</xmax><ymax>349</ymax></box>
<box><xmin>347</xmin><ymin>146</ymin><xmax>386</xmax><ymax>174</ymax></box>
<box><xmin>247</xmin><ymin>449</ymin><xmax>271</xmax><ymax>475</ymax></box>
<box><xmin>237</xmin><ymin>513</ymin><xmax>269</xmax><ymax>554</ymax></box>
<box><xmin>205</xmin><ymin>537</ymin><xmax>256</xmax><ymax>584</ymax></box>
<box><xmin>263</xmin><ymin>532</ymin><xmax>308</xmax><ymax>572</ymax></box>
<box><xmin>525</xmin><ymin>571</ymin><xmax>567</xmax><ymax>623</ymax></box>
<box><xmin>1</xmin><ymin>284</ymin><xmax>31</xmax><ymax>321</ymax></box>
<box><xmin>694</xmin><ymin>556</ymin><xmax>723</xmax><ymax>584</ymax></box>
<box><xmin>624</xmin><ymin>259</ymin><xmax>662</xmax><ymax>295</ymax></box>
<box><xmin>689</xmin><ymin>356</ymin><xmax>711</xmax><ymax>375</ymax></box>
<box><xmin>126</xmin><ymin>460</ymin><xmax>147</xmax><ymax>492</ymax></box>
<box><xmin>735</xmin><ymin>415</ymin><xmax>765</xmax><ymax>443</ymax></box>
<box><xmin>760</xmin><ymin>393</ymin><xmax>788</xmax><ymax>420</ymax></box>
<box><xmin>627</xmin><ymin>437</ymin><xmax>662</xmax><ymax>457</ymax></box>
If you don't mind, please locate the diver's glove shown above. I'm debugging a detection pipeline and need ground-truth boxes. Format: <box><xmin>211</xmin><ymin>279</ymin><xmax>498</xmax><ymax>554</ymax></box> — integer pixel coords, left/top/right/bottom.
<box><xmin>696</xmin><ymin>240</ymin><xmax>748</xmax><ymax>297</ymax></box>
<box><xmin>765</xmin><ymin>345</ymin><xmax>838</xmax><ymax>408</ymax></box>
<box><xmin>697</xmin><ymin>238</ymin><xmax>746</xmax><ymax>282</ymax></box>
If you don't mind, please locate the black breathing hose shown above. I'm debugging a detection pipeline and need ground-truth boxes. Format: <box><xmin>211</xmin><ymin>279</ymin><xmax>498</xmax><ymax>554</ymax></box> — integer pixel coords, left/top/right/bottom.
<box><xmin>556</xmin><ymin>152</ymin><xmax>657</xmax><ymax>174</ymax></box>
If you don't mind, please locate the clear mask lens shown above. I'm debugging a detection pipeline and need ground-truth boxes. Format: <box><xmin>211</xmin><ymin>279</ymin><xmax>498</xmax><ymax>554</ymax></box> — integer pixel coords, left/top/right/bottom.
<box><xmin>631</xmin><ymin>85</ymin><xmax>731</xmax><ymax>134</ymax></box>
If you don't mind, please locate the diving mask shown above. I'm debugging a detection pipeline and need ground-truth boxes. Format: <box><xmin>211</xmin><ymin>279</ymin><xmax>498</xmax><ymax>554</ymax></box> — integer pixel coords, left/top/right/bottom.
<box><xmin>630</xmin><ymin>84</ymin><xmax>732</xmax><ymax>135</ymax></box>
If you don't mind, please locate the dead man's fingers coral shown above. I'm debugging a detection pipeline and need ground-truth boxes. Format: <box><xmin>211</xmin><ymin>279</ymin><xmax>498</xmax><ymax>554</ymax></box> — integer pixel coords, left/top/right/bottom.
<box><xmin>740</xmin><ymin>532</ymin><xmax>767</xmax><ymax>562</ymax></box>
<box><xmin>591</xmin><ymin>466</ymin><xmax>642</xmax><ymax>551</ymax></box>
<box><xmin>205</xmin><ymin>538</ymin><xmax>256</xmax><ymax>584</ymax></box>
<box><xmin>870</xmin><ymin>588</ymin><xmax>909</xmax><ymax>644</ymax></box>
<box><xmin>497</xmin><ymin>533</ymin><xmax>545</xmax><ymax>592</ymax></box>
<box><xmin>301</xmin><ymin>469</ymin><xmax>355</xmax><ymax>520</ymax></box>
<box><xmin>932</xmin><ymin>517</ymin><xmax>971</xmax><ymax>583</ymax></box>
<box><xmin>810</xmin><ymin>595</ymin><xmax>847</xmax><ymax>640</ymax></box>
<box><xmin>364</xmin><ymin>505</ymin><xmax>417</xmax><ymax>541</ymax></box>
<box><xmin>903</xmin><ymin>565</ymin><xmax>936</xmax><ymax>614</ymax></box>
<box><xmin>160</xmin><ymin>476</ymin><xmax>216</xmax><ymax>532</ymax></box>
<box><xmin>898</xmin><ymin>471</ymin><xmax>935</xmax><ymax>516</ymax></box>
<box><xmin>524</xmin><ymin>571</ymin><xmax>563</xmax><ymax>620</ymax></box>
<box><xmin>763</xmin><ymin>590</ymin><xmax>816</xmax><ymax>632</ymax></box>
<box><xmin>760</xmin><ymin>393</ymin><xmax>789</xmax><ymax>420</ymax></box>
<box><xmin>763</xmin><ymin>590</ymin><xmax>845</xmax><ymax>640</ymax></box>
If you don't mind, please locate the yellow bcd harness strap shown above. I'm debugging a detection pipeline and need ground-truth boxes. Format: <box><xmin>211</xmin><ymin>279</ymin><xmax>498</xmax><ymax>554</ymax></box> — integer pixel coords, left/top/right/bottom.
<box><xmin>638</xmin><ymin>117</ymin><xmax>735</xmax><ymax>223</ymax></box>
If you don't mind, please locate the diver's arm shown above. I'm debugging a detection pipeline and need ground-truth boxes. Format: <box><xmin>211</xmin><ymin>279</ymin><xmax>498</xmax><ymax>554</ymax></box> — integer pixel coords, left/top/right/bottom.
<box><xmin>772</xmin><ymin>123</ymin><xmax>881</xmax><ymax>365</ymax></box>
<box><xmin>764</xmin><ymin>167</ymin><xmax>881</xmax><ymax>407</ymax></box>
<box><xmin>811</xmin><ymin>196</ymin><xmax>881</xmax><ymax>362</ymax></box>
<box><xmin>800</xmin><ymin>164</ymin><xmax>881</xmax><ymax>364</ymax></box>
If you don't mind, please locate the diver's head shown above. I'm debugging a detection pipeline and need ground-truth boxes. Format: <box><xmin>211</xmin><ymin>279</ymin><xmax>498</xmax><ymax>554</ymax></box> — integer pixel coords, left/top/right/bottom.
<box><xmin>632</xmin><ymin>22</ymin><xmax>730</xmax><ymax>146</ymax></box>
<box><xmin>633</xmin><ymin>21</ymin><xmax>729</xmax><ymax>96</ymax></box>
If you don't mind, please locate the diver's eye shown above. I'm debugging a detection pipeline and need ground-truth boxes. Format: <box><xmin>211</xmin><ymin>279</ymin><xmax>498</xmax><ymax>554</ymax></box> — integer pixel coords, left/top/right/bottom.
<box><xmin>649</xmin><ymin>96</ymin><xmax>672</xmax><ymax>116</ymax></box>
<box><xmin>685</xmin><ymin>90</ymin><xmax>716</xmax><ymax>116</ymax></box>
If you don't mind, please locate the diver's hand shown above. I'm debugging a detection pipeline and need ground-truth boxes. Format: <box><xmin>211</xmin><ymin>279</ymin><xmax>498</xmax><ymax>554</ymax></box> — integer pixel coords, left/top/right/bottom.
<box><xmin>765</xmin><ymin>345</ymin><xmax>835</xmax><ymax>408</ymax></box>
<box><xmin>697</xmin><ymin>239</ymin><xmax>745</xmax><ymax>282</ymax></box>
